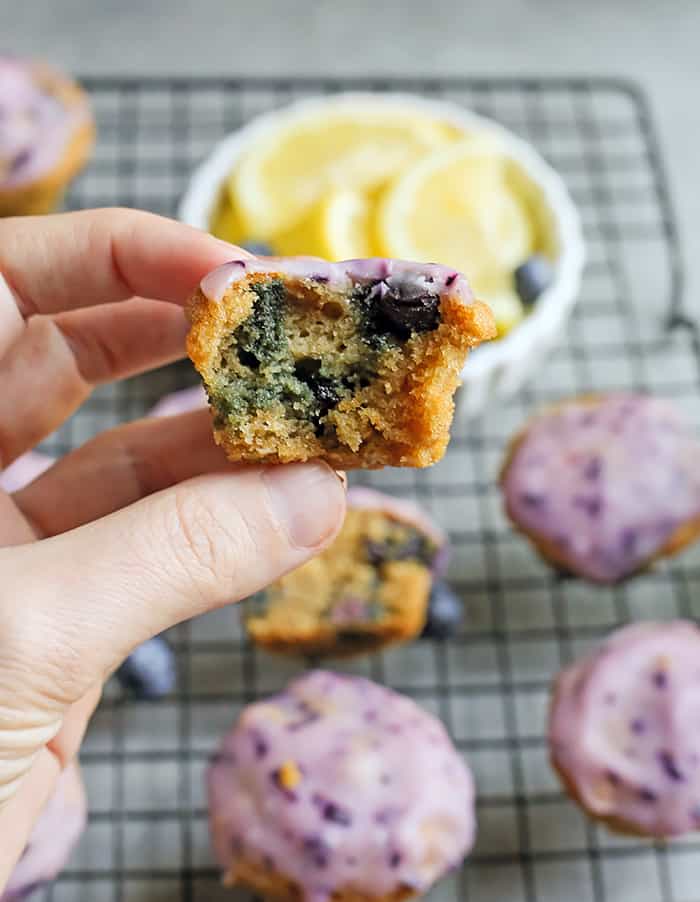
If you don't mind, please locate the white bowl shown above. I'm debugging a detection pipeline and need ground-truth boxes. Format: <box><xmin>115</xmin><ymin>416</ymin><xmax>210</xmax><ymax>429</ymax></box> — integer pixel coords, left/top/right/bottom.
<box><xmin>178</xmin><ymin>93</ymin><xmax>585</xmax><ymax>416</ymax></box>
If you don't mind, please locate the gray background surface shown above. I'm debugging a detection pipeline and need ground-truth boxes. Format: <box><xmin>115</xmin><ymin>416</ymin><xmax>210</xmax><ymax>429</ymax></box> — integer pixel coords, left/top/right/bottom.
<box><xmin>2</xmin><ymin>0</ymin><xmax>699</xmax><ymax>309</ymax></box>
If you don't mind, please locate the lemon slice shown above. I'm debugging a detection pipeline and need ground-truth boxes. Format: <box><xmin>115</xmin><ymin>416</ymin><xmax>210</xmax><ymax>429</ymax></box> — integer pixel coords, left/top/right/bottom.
<box><xmin>274</xmin><ymin>188</ymin><xmax>373</xmax><ymax>261</ymax></box>
<box><xmin>210</xmin><ymin>194</ymin><xmax>243</xmax><ymax>244</ymax></box>
<box><xmin>231</xmin><ymin>103</ymin><xmax>459</xmax><ymax>238</ymax></box>
<box><xmin>376</xmin><ymin>140</ymin><xmax>534</xmax><ymax>288</ymax></box>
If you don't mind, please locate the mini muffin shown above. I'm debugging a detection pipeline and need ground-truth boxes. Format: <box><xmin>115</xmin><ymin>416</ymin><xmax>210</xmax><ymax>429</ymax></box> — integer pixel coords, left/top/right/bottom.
<box><xmin>501</xmin><ymin>394</ymin><xmax>700</xmax><ymax>583</ymax></box>
<box><xmin>549</xmin><ymin>621</ymin><xmax>700</xmax><ymax>838</ymax></box>
<box><xmin>187</xmin><ymin>257</ymin><xmax>495</xmax><ymax>469</ymax></box>
<box><xmin>3</xmin><ymin>763</ymin><xmax>87</xmax><ymax>901</ymax></box>
<box><xmin>0</xmin><ymin>57</ymin><xmax>94</xmax><ymax>217</ymax></box>
<box><xmin>207</xmin><ymin>670</ymin><xmax>475</xmax><ymax>902</ymax></box>
<box><xmin>245</xmin><ymin>487</ymin><xmax>448</xmax><ymax>657</ymax></box>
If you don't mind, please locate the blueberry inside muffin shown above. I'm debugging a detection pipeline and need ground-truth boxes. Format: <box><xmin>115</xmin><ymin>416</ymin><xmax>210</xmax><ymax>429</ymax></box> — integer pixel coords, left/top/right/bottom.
<box><xmin>187</xmin><ymin>257</ymin><xmax>495</xmax><ymax>469</ymax></box>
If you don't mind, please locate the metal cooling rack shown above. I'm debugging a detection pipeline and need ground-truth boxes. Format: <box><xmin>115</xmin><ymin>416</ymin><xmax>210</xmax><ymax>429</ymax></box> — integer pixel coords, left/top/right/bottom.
<box><xmin>35</xmin><ymin>77</ymin><xmax>700</xmax><ymax>902</ymax></box>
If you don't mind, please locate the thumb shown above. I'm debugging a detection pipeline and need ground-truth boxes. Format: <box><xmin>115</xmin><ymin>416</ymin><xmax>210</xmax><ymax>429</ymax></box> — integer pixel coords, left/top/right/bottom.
<box><xmin>4</xmin><ymin>462</ymin><xmax>345</xmax><ymax>704</ymax></box>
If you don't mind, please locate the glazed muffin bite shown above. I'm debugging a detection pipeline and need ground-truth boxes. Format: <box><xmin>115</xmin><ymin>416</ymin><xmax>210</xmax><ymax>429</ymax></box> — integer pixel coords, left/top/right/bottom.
<box><xmin>207</xmin><ymin>670</ymin><xmax>475</xmax><ymax>902</ymax></box>
<box><xmin>187</xmin><ymin>256</ymin><xmax>495</xmax><ymax>469</ymax></box>
<box><xmin>501</xmin><ymin>394</ymin><xmax>700</xmax><ymax>583</ymax></box>
<box><xmin>245</xmin><ymin>487</ymin><xmax>449</xmax><ymax>657</ymax></box>
<box><xmin>0</xmin><ymin>56</ymin><xmax>94</xmax><ymax>217</ymax></box>
<box><xmin>550</xmin><ymin>621</ymin><xmax>700</xmax><ymax>837</ymax></box>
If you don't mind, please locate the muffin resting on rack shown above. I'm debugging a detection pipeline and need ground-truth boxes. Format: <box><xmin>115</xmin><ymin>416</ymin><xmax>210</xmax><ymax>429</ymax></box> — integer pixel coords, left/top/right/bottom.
<box><xmin>244</xmin><ymin>486</ymin><xmax>449</xmax><ymax>657</ymax></box>
<box><xmin>207</xmin><ymin>670</ymin><xmax>475</xmax><ymax>902</ymax></box>
<box><xmin>501</xmin><ymin>394</ymin><xmax>700</xmax><ymax>583</ymax></box>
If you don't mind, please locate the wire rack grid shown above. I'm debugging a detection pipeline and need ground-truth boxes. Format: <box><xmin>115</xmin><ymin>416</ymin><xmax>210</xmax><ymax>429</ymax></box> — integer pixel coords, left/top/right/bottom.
<box><xmin>32</xmin><ymin>76</ymin><xmax>700</xmax><ymax>902</ymax></box>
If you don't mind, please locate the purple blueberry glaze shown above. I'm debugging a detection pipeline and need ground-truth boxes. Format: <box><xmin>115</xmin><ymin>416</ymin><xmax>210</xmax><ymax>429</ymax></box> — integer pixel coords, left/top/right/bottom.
<box><xmin>0</xmin><ymin>57</ymin><xmax>89</xmax><ymax>188</ymax></box>
<box><xmin>200</xmin><ymin>257</ymin><xmax>475</xmax><ymax>322</ymax></box>
<box><xmin>550</xmin><ymin>621</ymin><xmax>700</xmax><ymax>837</ymax></box>
<box><xmin>207</xmin><ymin>670</ymin><xmax>475</xmax><ymax>901</ymax></box>
<box><xmin>504</xmin><ymin>395</ymin><xmax>700</xmax><ymax>583</ymax></box>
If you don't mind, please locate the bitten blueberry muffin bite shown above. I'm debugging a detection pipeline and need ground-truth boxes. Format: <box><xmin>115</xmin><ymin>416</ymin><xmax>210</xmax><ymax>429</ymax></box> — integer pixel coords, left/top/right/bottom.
<box><xmin>245</xmin><ymin>487</ymin><xmax>448</xmax><ymax>657</ymax></box>
<box><xmin>549</xmin><ymin>621</ymin><xmax>700</xmax><ymax>838</ymax></box>
<box><xmin>208</xmin><ymin>670</ymin><xmax>475</xmax><ymax>902</ymax></box>
<box><xmin>501</xmin><ymin>394</ymin><xmax>700</xmax><ymax>583</ymax></box>
<box><xmin>187</xmin><ymin>257</ymin><xmax>495</xmax><ymax>468</ymax></box>
<box><xmin>0</xmin><ymin>56</ymin><xmax>94</xmax><ymax>217</ymax></box>
<box><xmin>2</xmin><ymin>764</ymin><xmax>86</xmax><ymax>901</ymax></box>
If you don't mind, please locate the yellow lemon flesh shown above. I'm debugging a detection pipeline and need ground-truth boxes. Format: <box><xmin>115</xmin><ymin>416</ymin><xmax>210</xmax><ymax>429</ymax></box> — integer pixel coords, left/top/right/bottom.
<box><xmin>210</xmin><ymin>194</ymin><xmax>243</xmax><ymax>245</ymax></box>
<box><xmin>230</xmin><ymin>104</ymin><xmax>459</xmax><ymax>239</ymax></box>
<box><xmin>376</xmin><ymin>140</ymin><xmax>538</xmax><ymax>333</ymax></box>
<box><xmin>274</xmin><ymin>189</ymin><xmax>373</xmax><ymax>261</ymax></box>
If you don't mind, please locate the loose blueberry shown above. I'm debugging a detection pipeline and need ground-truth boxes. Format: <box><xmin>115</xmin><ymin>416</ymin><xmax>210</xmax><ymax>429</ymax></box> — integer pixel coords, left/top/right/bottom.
<box><xmin>241</xmin><ymin>240</ymin><xmax>273</xmax><ymax>256</ymax></box>
<box><xmin>514</xmin><ymin>254</ymin><xmax>554</xmax><ymax>306</ymax></box>
<box><xmin>421</xmin><ymin>581</ymin><xmax>463</xmax><ymax>639</ymax></box>
<box><xmin>116</xmin><ymin>637</ymin><xmax>176</xmax><ymax>699</ymax></box>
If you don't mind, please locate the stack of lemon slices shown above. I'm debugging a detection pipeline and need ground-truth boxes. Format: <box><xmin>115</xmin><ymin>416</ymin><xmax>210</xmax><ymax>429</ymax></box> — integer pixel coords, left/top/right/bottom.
<box><xmin>210</xmin><ymin>101</ymin><xmax>548</xmax><ymax>336</ymax></box>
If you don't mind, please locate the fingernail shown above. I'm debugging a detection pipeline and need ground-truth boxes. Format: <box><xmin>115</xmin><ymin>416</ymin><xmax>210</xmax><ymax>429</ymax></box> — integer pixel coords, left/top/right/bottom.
<box><xmin>263</xmin><ymin>462</ymin><xmax>345</xmax><ymax>549</ymax></box>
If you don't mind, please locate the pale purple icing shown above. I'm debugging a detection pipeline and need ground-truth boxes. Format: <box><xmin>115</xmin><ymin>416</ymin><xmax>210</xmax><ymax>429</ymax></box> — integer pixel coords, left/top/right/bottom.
<box><xmin>0</xmin><ymin>57</ymin><xmax>87</xmax><ymax>188</ymax></box>
<box><xmin>208</xmin><ymin>671</ymin><xmax>475</xmax><ymax>901</ymax></box>
<box><xmin>550</xmin><ymin>621</ymin><xmax>700</xmax><ymax>837</ymax></box>
<box><xmin>503</xmin><ymin>394</ymin><xmax>700</xmax><ymax>582</ymax></box>
<box><xmin>200</xmin><ymin>256</ymin><xmax>471</xmax><ymax>308</ymax></box>
<box><xmin>147</xmin><ymin>385</ymin><xmax>207</xmax><ymax>418</ymax></box>
<box><xmin>0</xmin><ymin>451</ymin><xmax>53</xmax><ymax>493</ymax></box>
<box><xmin>2</xmin><ymin>764</ymin><xmax>87</xmax><ymax>900</ymax></box>
<box><xmin>347</xmin><ymin>486</ymin><xmax>449</xmax><ymax>578</ymax></box>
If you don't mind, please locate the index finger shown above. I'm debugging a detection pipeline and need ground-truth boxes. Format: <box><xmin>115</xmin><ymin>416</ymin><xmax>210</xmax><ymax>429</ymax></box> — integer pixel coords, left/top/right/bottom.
<box><xmin>0</xmin><ymin>208</ymin><xmax>245</xmax><ymax>319</ymax></box>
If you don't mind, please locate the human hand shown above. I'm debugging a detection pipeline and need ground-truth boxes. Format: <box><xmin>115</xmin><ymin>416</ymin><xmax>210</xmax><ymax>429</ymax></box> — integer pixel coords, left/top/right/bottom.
<box><xmin>0</xmin><ymin>209</ymin><xmax>346</xmax><ymax>887</ymax></box>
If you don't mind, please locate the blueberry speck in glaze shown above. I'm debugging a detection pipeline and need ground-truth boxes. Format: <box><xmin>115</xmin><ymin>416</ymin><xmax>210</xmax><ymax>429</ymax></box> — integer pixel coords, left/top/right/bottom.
<box><xmin>388</xmin><ymin>850</ymin><xmax>403</xmax><ymax>868</ymax></box>
<box><xmin>514</xmin><ymin>254</ymin><xmax>554</xmax><ymax>306</ymax></box>
<box><xmin>583</xmin><ymin>456</ymin><xmax>603</xmax><ymax>481</ymax></box>
<box><xmin>250</xmin><ymin>729</ymin><xmax>269</xmax><ymax>759</ymax></box>
<box><xmin>520</xmin><ymin>491</ymin><xmax>546</xmax><ymax>508</ymax></box>
<box><xmin>445</xmin><ymin>273</ymin><xmax>457</xmax><ymax>286</ymax></box>
<box><xmin>302</xmin><ymin>835</ymin><xmax>331</xmax><ymax>869</ymax></box>
<box><xmin>316</xmin><ymin>797</ymin><xmax>352</xmax><ymax>826</ymax></box>
<box><xmin>421</xmin><ymin>582</ymin><xmax>463</xmax><ymax>639</ymax></box>
<box><xmin>653</xmin><ymin>670</ymin><xmax>669</xmax><ymax>689</ymax></box>
<box><xmin>287</xmin><ymin>700</ymin><xmax>321</xmax><ymax>731</ymax></box>
<box><xmin>572</xmin><ymin>494</ymin><xmax>602</xmax><ymax>518</ymax></box>
<box><xmin>241</xmin><ymin>240</ymin><xmax>274</xmax><ymax>256</ymax></box>
<box><xmin>10</xmin><ymin>148</ymin><xmax>32</xmax><ymax>173</ymax></box>
<box><xmin>115</xmin><ymin>636</ymin><xmax>176</xmax><ymax>699</ymax></box>
<box><xmin>659</xmin><ymin>750</ymin><xmax>685</xmax><ymax>782</ymax></box>
<box><xmin>620</xmin><ymin>528</ymin><xmax>638</xmax><ymax>555</ymax></box>
<box><xmin>630</xmin><ymin>718</ymin><xmax>646</xmax><ymax>734</ymax></box>
<box><xmin>639</xmin><ymin>787</ymin><xmax>658</xmax><ymax>802</ymax></box>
